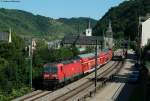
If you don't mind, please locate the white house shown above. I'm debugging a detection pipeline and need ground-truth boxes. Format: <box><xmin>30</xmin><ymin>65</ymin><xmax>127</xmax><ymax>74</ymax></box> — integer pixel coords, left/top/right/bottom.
<box><xmin>142</xmin><ymin>17</ymin><xmax>150</xmax><ymax>46</ymax></box>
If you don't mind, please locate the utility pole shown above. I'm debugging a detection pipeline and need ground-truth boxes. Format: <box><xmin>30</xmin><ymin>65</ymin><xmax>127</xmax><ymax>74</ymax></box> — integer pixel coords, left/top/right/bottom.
<box><xmin>95</xmin><ymin>40</ymin><xmax>98</xmax><ymax>92</ymax></box>
<box><xmin>28</xmin><ymin>38</ymin><xmax>33</xmax><ymax>89</ymax></box>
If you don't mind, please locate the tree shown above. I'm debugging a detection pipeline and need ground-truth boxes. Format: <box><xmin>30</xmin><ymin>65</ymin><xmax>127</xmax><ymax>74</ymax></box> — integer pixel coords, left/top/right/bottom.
<box><xmin>93</xmin><ymin>0</ymin><xmax>150</xmax><ymax>41</ymax></box>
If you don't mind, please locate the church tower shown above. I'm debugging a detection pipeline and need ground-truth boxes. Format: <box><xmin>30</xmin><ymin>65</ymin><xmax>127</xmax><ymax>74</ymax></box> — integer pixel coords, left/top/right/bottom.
<box><xmin>85</xmin><ymin>19</ymin><xmax>92</xmax><ymax>36</ymax></box>
<box><xmin>105</xmin><ymin>20</ymin><xmax>114</xmax><ymax>49</ymax></box>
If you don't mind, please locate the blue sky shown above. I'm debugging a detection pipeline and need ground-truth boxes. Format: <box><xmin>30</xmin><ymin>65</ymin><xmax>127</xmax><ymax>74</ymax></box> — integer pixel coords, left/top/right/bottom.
<box><xmin>0</xmin><ymin>0</ymin><xmax>125</xmax><ymax>20</ymax></box>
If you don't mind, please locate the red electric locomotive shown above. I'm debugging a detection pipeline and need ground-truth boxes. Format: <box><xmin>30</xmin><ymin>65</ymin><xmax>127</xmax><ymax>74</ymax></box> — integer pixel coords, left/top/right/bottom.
<box><xmin>43</xmin><ymin>48</ymin><xmax>113</xmax><ymax>87</ymax></box>
<box><xmin>43</xmin><ymin>59</ymin><xmax>83</xmax><ymax>86</ymax></box>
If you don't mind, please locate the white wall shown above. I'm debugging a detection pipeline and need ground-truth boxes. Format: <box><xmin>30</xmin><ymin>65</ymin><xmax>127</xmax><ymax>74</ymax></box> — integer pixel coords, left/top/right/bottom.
<box><xmin>142</xmin><ymin>18</ymin><xmax>150</xmax><ymax>46</ymax></box>
<box><xmin>86</xmin><ymin>28</ymin><xmax>92</xmax><ymax>36</ymax></box>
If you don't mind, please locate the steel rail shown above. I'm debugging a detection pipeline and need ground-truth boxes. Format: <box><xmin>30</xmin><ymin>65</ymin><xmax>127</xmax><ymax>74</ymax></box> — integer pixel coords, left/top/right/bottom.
<box><xmin>52</xmin><ymin>61</ymin><xmax>123</xmax><ymax>101</ymax></box>
<box><xmin>16</xmin><ymin>60</ymin><xmax>117</xmax><ymax>101</ymax></box>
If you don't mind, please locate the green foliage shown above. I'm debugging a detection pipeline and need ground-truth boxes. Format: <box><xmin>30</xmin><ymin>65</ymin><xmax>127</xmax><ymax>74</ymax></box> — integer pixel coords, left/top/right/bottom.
<box><xmin>0</xmin><ymin>34</ymin><xmax>31</xmax><ymax>100</ymax></box>
<box><xmin>0</xmin><ymin>8</ymin><xmax>97</xmax><ymax>39</ymax></box>
<box><xmin>33</xmin><ymin>40</ymin><xmax>79</xmax><ymax>80</ymax></box>
<box><xmin>93</xmin><ymin>0</ymin><xmax>150</xmax><ymax>41</ymax></box>
<box><xmin>58</xmin><ymin>17</ymin><xmax>97</xmax><ymax>33</ymax></box>
<box><xmin>0</xmin><ymin>86</ymin><xmax>31</xmax><ymax>101</ymax></box>
<box><xmin>33</xmin><ymin>41</ymin><xmax>76</xmax><ymax>65</ymax></box>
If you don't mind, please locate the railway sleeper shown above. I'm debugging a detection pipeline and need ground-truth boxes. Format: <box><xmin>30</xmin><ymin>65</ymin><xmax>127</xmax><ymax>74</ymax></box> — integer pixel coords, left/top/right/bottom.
<box><xmin>76</xmin><ymin>78</ymin><xmax>116</xmax><ymax>101</ymax></box>
<box><xmin>77</xmin><ymin>90</ymin><xmax>94</xmax><ymax>101</ymax></box>
<box><xmin>80</xmin><ymin>62</ymin><xmax>123</xmax><ymax>101</ymax></box>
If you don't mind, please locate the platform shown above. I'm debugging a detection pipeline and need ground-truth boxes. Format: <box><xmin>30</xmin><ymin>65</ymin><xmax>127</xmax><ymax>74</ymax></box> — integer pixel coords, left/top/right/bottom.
<box><xmin>87</xmin><ymin>50</ymin><xmax>137</xmax><ymax>101</ymax></box>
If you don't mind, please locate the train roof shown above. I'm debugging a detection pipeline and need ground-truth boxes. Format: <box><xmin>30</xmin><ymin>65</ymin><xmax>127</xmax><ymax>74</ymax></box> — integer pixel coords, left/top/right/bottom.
<box><xmin>61</xmin><ymin>58</ymin><xmax>79</xmax><ymax>64</ymax></box>
<box><xmin>78</xmin><ymin>52</ymin><xmax>95</xmax><ymax>58</ymax></box>
<box><xmin>78</xmin><ymin>49</ymin><xmax>111</xmax><ymax>59</ymax></box>
<box><xmin>44</xmin><ymin>48</ymin><xmax>111</xmax><ymax>66</ymax></box>
<box><xmin>44</xmin><ymin>57</ymin><xmax>80</xmax><ymax>66</ymax></box>
<box><xmin>103</xmin><ymin>48</ymin><xmax>109</xmax><ymax>52</ymax></box>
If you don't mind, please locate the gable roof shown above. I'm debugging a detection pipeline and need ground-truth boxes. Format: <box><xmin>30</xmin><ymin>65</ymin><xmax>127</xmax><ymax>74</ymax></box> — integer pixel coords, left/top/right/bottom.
<box><xmin>61</xmin><ymin>34</ymin><xmax>103</xmax><ymax>45</ymax></box>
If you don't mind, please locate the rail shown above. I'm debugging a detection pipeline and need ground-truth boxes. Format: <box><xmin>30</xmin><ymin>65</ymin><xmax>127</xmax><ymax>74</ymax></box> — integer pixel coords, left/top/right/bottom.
<box><xmin>13</xmin><ymin>60</ymin><xmax>121</xmax><ymax>101</ymax></box>
<box><xmin>111</xmin><ymin>83</ymin><xmax>125</xmax><ymax>100</ymax></box>
<box><xmin>52</xmin><ymin>61</ymin><xmax>124</xmax><ymax>101</ymax></box>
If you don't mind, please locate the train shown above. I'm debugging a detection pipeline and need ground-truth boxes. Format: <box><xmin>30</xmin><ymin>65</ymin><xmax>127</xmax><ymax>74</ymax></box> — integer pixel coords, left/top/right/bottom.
<box><xmin>42</xmin><ymin>48</ymin><xmax>113</xmax><ymax>87</ymax></box>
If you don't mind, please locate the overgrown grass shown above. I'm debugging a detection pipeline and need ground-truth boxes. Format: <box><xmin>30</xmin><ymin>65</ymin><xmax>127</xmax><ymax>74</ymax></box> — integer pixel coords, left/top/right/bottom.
<box><xmin>0</xmin><ymin>86</ymin><xmax>31</xmax><ymax>101</ymax></box>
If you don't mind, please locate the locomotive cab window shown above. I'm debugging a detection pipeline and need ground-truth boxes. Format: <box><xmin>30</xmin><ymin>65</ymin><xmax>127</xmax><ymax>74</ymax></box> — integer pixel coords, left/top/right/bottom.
<box><xmin>44</xmin><ymin>65</ymin><xmax>57</xmax><ymax>73</ymax></box>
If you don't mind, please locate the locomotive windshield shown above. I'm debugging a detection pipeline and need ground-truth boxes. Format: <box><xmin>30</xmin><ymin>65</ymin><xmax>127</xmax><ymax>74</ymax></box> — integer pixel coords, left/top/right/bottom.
<box><xmin>44</xmin><ymin>65</ymin><xmax>57</xmax><ymax>73</ymax></box>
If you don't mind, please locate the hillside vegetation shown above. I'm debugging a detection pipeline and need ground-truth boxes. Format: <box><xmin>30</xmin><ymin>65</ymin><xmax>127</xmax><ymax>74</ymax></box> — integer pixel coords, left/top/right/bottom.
<box><xmin>93</xmin><ymin>0</ymin><xmax>150</xmax><ymax>41</ymax></box>
<box><xmin>0</xmin><ymin>8</ymin><xmax>97</xmax><ymax>39</ymax></box>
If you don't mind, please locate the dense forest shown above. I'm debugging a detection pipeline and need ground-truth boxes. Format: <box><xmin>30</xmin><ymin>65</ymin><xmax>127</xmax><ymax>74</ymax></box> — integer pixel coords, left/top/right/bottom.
<box><xmin>93</xmin><ymin>0</ymin><xmax>150</xmax><ymax>41</ymax></box>
<box><xmin>0</xmin><ymin>8</ymin><xmax>97</xmax><ymax>39</ymax></box>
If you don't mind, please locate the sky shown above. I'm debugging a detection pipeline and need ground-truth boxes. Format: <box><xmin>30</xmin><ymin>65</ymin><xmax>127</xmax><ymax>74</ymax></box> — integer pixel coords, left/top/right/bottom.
<box><xmin>0</xmin><ymin>0</ymin><xmax>125</xmax><ymax>20</ymax></box>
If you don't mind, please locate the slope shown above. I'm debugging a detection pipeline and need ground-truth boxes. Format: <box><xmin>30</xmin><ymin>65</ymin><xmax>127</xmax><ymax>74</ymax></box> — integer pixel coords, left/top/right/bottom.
<box><xmin>93</xmin><ymin>0</ymin><xmax>150</xmax><ymax>41</ymax></box>
<box><xmin>0</xmin><ymin>8</ymin><xmax>97</xmax><ymax>39</ymax></box>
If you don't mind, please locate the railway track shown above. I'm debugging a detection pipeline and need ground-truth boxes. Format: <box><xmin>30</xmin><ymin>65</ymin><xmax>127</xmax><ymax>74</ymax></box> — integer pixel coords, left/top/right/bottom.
<box><xmin>13</xmin><ymin>60</ymin><xmax>122</xmax><ymax>101</ymax></box>
<box><xmin>12</xmin><ymin>90</ymin><xmax>52</xmax><ymax>101</ymax></box>
<box><xmin>52</xmin><ymin>61</ymin><xmax>123</xmax><ymax>101</ymax></box>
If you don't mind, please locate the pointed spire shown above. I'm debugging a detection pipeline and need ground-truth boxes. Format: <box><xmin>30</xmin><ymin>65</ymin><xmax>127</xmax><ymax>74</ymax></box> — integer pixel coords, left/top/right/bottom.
<box><xmin>8</xmin><ymin>28</ymin><xmax>12</xmax><ymax>43</ymax></box>
<box><xmin>105</xmin><ymin>20</ymin><xmax>114</xmax><ymax>49</ymax></box>
<box><xmin>88</xmin><ymin>18</ymin><xmax>91</xmax><ymax>29</ymax></box>
<box><xmin>103</xmin><ymin>30</ymin><xmax>106</xmax><ymax>48</ymax></box>
<box><xmin>87</xmin><ymin>17</ymin><xmax>91</xmax><ymax>29</ymax></box>
<box><xmin>108</xmin><ymin>20</ymin><xmax>112</xmax><ymax>33</ymax></box>
<box><xmin>106</xmin><ymin>20</ymin><xmax>113</xmax><ymax>37</ymax></box>
<box><xmin>85</xmin><ymin>17</ymin><xmax>92</xmax><ymax>36</ymax></box>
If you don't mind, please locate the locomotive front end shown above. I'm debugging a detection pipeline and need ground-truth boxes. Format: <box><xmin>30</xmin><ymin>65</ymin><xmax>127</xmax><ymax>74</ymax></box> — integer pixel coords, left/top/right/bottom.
<box><xmin>43</xmin><ymin>63</ymin><xmax>59</xmax><ymax>87</ymax></box>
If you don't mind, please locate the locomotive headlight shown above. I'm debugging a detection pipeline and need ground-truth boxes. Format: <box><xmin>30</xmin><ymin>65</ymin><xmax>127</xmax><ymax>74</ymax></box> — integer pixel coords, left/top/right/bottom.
<box><xmin>53</xmin><ymin>74</ymin><xmax>58</xmax><ymax>78</ymax></box>
<box><xmin>44</xmin><ymin>74</ymin><xmax>50</xmax><ymax>78</ymax></box>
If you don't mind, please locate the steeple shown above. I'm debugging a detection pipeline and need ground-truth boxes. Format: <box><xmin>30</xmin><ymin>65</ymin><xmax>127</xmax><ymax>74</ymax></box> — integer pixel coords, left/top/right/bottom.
<box><xmin>105</xmin><ymin>20</ymin><xmax>114</xmax><ymax>48</ymax></box>
<box><xmin>85</xmin><ymin>17</ymin><xmax>92</xmax><ymax>36</ymax></box>
<box><xmin>108</xmin><ymin>20</ymin><xmax>112</xmax><ymax>33</ymax></box>
<box><xmin>88</xmin><ymin>18</ymin><xmax>91</xmax><ymax>29</ymax></box>
<box><xmin>106</xmin><ymin>20</ymin><xmax>113</xmax><ymax>38</ymax></box>
<box><xmin>8</xmin><ymin>28</ymin><xmax>12</xmax><ymax>43</ymax></box>
<box><xmin>103</xmin><ymin>30</ymin><xmax>106</xmax><ymax>48</ymax></box>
